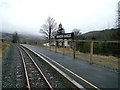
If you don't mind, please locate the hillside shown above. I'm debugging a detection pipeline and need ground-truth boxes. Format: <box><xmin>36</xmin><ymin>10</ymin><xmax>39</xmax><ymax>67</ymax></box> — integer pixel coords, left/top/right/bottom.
<box><xmin>2</xmin><ymin>32</ymin><xmax>42</xmax><ymax>41</ymax></box>
<box><xmin>2</xmin><ymin>32</ymin><xmax>13</xmax><ymax>41</ymax></box>
<box><xmin>81</xmin><ymin>29</ymin><xmax>119</xmax><ymax>40</ymax></box>
<box><xmin>1</xmin><ymin>28</ymin><xmax>119</xmax><ymax>42</ymax></box>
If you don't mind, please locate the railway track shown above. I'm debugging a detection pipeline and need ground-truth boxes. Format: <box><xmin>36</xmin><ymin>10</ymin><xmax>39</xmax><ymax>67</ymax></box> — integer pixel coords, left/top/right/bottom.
<box><xmin>17</xmin><ymin>45</ymin><xmax>86</xmax><ymax>89</ymax></box>
<box><xmin>18</xmin><ymin>46</ymin><xmax>53</xmax><ymax>89</ymax></box>
<box><xmin>21</xmin><ymin>44</ymin><xmax>102</xmax><ymax>90</ymax></box>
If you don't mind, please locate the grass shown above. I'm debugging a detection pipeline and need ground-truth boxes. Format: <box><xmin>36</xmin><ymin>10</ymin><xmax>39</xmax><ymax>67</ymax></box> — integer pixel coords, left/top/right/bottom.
<box><xmin>0</xmin><ymin>48</ymin><xmax>2</xmax><ymax>58</ymax></box>
<box><xmin>0</xmin><ymin>41</ymin><xmax>2</xmax><ymax>58</ymax></box>
<box><xmin>42</xmin><ymin>46</ymin><xmax>119</xmax><ymax>70</ymax></box>
<box><xmin>2</xmin><ymin>42</ymin><xmax>10</xmax><ymax>57</ymax></box>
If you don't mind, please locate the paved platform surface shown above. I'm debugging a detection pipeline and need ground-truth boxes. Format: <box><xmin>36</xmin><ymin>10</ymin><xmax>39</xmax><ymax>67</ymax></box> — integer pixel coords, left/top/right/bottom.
<box><xmin>22</xmin><ymin>44</ymin><xmax>119</xmax><ymax>89</ymax></box>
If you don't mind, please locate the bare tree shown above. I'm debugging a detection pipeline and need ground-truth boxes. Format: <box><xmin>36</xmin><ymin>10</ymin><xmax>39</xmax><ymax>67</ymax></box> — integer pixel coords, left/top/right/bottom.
<box><xmin>12</xmin><ymin>32</ymin><xmax>19</xmax><ymax>43</ymax></box>
<box><xmin>117</xmin><ymin>1</ymin><xmax>120</xmax><ymax>28</ymax></box>
<box><xmin>72</xmin><ymin>28</ymin><xmax>81</xmax><ymax>39</ymax></box>
<box><xmin>40</xmin><ymin>17</ymin><xmax>58</xmax><ymax>39</ymax></box>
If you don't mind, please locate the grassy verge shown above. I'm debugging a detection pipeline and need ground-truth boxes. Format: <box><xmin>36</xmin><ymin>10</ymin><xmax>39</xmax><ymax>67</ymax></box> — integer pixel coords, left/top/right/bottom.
<box><xmin>2</xmin><ymin>42</ymin><xmax>10</xmax><ymax>58</ymax></box>
<box><xmin>42</xmin><ymin>46</ymin><xmax>119</xmax><ymax>71</ymax></box>
<box><xmin>0</xmin><ymin>48</ymin><xmax>2</xmax><ymax>58</ymax></box>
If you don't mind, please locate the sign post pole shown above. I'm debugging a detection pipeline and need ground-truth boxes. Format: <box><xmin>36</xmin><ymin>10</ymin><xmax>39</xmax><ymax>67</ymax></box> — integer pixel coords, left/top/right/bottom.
<box><xmin>63</xmin><ymin>39</ymin><xmax>64</xmax><ymax>55</ymax></box>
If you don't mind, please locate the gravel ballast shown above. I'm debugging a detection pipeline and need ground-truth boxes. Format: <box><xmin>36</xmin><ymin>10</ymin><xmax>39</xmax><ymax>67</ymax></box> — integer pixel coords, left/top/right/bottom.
<box><xmin>2</xmin><ymin>44</ymin><xmax>79</xmax><ymax>89</ymax></box>
<box><xmin>2</xmin><ymin>44</ymin><xmax>26</xmax><ymax>89</ymax></box>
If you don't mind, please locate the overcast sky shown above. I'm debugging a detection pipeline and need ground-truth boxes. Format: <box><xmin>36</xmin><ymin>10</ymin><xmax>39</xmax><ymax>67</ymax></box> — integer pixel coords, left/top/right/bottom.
<box><xmin>0</xmin><ymin>0</ymin><xmax>119</xmax><ymax>35</ymax></box>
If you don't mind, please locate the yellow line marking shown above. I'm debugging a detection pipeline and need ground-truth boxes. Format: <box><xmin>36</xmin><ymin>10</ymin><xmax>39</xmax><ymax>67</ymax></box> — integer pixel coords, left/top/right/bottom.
<box><xmin>34</xmin><ymin>50</ymin><xmax>100</xmax><ymax>90</ymax></box>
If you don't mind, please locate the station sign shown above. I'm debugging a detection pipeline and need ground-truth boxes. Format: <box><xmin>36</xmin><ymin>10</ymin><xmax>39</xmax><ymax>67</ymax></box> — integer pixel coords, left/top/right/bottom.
<box><xmin>55</xmin><ymin>33</ymin><xmax>74</xmax><ymax>39</ymax></box>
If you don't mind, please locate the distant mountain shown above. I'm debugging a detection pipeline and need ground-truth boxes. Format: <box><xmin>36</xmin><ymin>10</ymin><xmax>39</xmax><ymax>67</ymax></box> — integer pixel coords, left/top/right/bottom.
<box><xmin>19</xmin><ymin>34</ymin><xmax>43</xmax><ymax>41</ymax></box>
<box><xmin>2</xmin><ymin>32</ymin><xmax>43</xmax><ymax>41</ymax></box>
<box><xmin>81</xmin><ymin>29</ymin><xmax>119</xmax><ymax>40</ymax></box>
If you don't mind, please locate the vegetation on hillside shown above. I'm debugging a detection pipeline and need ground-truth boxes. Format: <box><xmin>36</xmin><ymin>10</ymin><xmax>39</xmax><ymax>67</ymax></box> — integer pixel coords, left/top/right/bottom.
<box><xmin>81</xmin><ymin>28</ymin><xmax>119</xmax><ymax>41</ymax></box>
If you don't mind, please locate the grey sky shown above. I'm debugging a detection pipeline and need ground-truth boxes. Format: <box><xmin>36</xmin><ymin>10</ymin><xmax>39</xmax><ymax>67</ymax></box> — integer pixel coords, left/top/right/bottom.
<box><xmin>0</xmin><ymin>0</ymin><xmax>119</xmax><ymax>35</ymax></box>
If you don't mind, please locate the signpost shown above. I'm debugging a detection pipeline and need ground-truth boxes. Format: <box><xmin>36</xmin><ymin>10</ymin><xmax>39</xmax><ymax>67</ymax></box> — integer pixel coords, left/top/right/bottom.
<box><xmin>55</xmin><ymin>33</ymin><xmax>75</xmax><ymax>59</ymax></box>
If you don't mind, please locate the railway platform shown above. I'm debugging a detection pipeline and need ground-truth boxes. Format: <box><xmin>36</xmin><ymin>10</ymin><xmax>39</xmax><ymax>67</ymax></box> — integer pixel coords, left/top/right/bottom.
<box><xmin>22</xmin><ymin>44</ymin><xmax>119</xmax><ymax>90</ymax></box>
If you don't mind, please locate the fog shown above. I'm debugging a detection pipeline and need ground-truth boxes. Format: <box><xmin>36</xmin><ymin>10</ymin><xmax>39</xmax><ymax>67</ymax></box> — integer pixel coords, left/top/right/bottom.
<box><xmin>0</xmin><ymin>0</ymin><xmax>119</xmax><ymax>35</ymax></box>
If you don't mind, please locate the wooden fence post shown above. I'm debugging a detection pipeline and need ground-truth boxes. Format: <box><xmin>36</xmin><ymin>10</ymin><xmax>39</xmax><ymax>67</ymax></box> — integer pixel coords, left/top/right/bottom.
<box><xmin>73</xmin><ymin>40</ymin><xmax>76</xmax><ymax>59</ymax></box>
<box><xmin>55</xmin><ymin>41</ymin><xmax>57</xmax><ymax>53</ymax></box>
<box><xmin>90</xmin><ymin>41</ymin><xmax>93</xmax><ymax>64</ymax></box>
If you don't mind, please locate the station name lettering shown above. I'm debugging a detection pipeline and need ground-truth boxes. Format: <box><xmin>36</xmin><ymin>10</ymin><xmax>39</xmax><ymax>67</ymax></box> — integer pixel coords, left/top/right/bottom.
<box><xmin>55</xmin><ymin>33</ymin><xmax>74</xmax><ymax>39</ymax></box>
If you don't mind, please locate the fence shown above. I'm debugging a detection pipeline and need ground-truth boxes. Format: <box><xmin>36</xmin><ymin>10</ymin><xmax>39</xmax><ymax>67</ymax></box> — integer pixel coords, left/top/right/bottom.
<box><xmin>28</xmin><ymin>39</ymin><xmax>120</xmax><ymax>71</ymax></box>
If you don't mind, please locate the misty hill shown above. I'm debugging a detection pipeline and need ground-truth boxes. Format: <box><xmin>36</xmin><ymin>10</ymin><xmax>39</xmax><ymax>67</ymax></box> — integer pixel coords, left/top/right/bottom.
<box><xmin>2</xmin><ymin>28</ymin><xmax>119</xmax><ymax>42</ymax></box>
<box><xmin>81</xmin><ymin>29</ymin><xmax>119</xmax><ymax>40</ymax></box>
<box><xmin>2</xmin><ymin>32</ymin><xmax>42</xmax><ymax>41</ymax></box>
<box><xmin>2</xmin><ymin>32</ymin><xmax>13</xmax><ymax>41</ymax></box>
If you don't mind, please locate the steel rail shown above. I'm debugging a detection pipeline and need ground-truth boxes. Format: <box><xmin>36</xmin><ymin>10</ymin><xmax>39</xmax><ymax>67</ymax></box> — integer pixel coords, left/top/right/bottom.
<box><xmin>20</xmin><ymin>46</ymin><xmax>53</xmax><ymax>90</ymax></box>
<box><xmin>17</xmin><ymin>46</ymin><xmax>31</xmax><ymax>90</ymax></box>
<box><xmin>21</xmin><ymin>45</ymin><xmax>86</xmax><ymax>90</ymax></box>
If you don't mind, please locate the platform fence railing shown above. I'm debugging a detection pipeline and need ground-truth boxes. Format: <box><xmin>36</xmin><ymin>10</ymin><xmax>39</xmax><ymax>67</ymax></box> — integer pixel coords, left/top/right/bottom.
<box><xmin>28</xmin><ymin>39</ymin><xmax>120</xmax><ymax>70</ymax></box>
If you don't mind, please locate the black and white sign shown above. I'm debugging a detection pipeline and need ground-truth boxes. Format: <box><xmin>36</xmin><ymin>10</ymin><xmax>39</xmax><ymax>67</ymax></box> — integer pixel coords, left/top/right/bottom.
<box><xmin>55</xmin><ymin>33</ymin><xmax>74</xmax><ymax>39</ymax></box>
